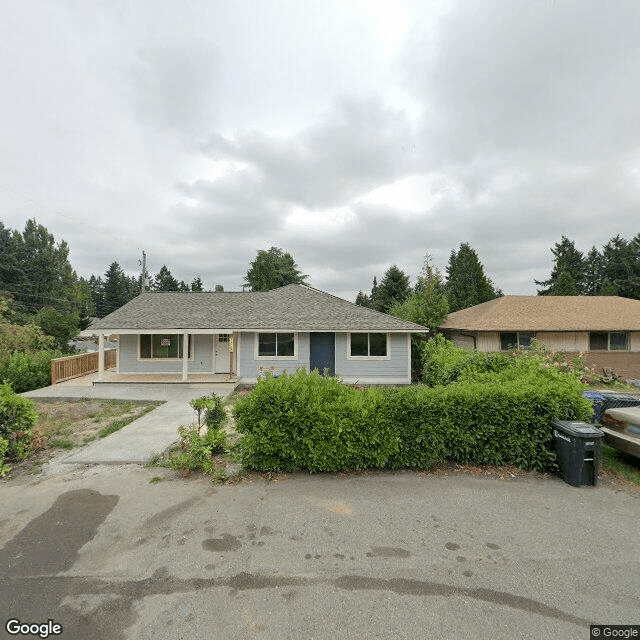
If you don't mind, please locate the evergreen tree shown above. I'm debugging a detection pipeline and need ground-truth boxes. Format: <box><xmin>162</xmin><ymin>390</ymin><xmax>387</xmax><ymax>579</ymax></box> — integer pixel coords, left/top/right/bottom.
<box><xmin>535</xmin><ymin>236</ymin><xmax>585</xmax><ymax>295</ymax></box>
<box><xmin>600</xmin><ymin>235</ymin><xmax>637</xmax><ymax>298</ymax></box>
<box><xmin>191</xmin><ymin>276</ymin><xmax>204</xmax><ymax>292</ymax></box>
<box><xmin>445</xmin><ymin>243</ymin><xmax>500</xmax><ymax>311</ymax></box>
<box><xmin>371</xmin><ymin>265</ymin><xmax>411</xmax><ymax>313</ymax></box>
<box><xmin>152</xmin><ymin>265</ymin><xmax>180</xmax><ymax>291</ymax></box>
<box><xmin>355</xmin><ymin>290</ymin><xmax>371</xmax><ymax>307</ymax></box>
<box><xmin>244</xmin><ymin>247</ymin><xmax>308</xmax><ymax>291</ymax></box>
<box><xmin>88</xmin><ymin>275</ymin><xmax>105</xmax><ymax>317</ymax></box>
<box><xmin>583</xmin><ymin>246</ymin><xmax>603</xmax><ymax>296</ymax></box>
<box><xmin>101</xmin><ymin>262</ymin><xmax>130</xmax><ymax>316</ymax></box>
<box><xmin>214</xmin><ymin>284</ymin><xmax>224</xmax><ymax>292</ymax></box>
<box><xmin>552</xmin><ymin>270</ymin><xmax>579</xmax><ymax>295</ymax></box>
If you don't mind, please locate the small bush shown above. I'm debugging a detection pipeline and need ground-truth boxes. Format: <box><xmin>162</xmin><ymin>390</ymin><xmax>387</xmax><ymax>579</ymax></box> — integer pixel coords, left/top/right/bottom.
<box><xmin>189</xmin><ymin>393</ymin><xmax>225</xmax><ymax>429</ymax></box>
<box><xmin>0</xmin><ymin>382</ymin><xmax>38</xmax><ymax>461</ymax></box>
<box><xmin>170</xmin><ymin>423</ymin><xmax>227</xmax><ymax>476</ymax></box>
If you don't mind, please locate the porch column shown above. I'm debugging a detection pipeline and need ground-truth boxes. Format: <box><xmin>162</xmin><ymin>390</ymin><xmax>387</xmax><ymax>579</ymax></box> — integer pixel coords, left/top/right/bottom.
<box><xmin>182</xmin><ymin>332</ymin><xmax>189</xmax><ymax>381</ymax></box>
<box><xmin>98</xmin><ymin>333</ymin><xmax>105</xmax><ymax>381</ymax></box>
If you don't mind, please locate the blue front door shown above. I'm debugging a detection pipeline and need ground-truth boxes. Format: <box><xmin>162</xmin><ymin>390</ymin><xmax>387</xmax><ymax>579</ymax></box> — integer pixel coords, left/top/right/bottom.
<box><xmin>309</xmin><ymin>332</ymin><xmax>335</xmax><ymax>375</ymax></box>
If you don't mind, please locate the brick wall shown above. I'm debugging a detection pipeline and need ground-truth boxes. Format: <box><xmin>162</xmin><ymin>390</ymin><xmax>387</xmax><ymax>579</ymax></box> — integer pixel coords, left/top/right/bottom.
<box><xmin>576</xmin><ymin>352</ymin><xmax>640</xmax><ymax>381</ymax></box>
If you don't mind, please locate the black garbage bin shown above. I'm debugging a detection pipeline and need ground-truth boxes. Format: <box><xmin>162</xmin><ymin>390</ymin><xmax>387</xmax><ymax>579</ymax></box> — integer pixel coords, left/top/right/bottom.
<box><xmin>552</xmin><ymin>420</ymin><xmax>604</xmax><ymax>487</ymax></box>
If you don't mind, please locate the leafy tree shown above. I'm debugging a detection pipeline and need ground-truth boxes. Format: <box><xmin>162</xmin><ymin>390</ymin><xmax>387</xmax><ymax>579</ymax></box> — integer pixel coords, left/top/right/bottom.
<box><xmin>191</xmin><ymin>276</ymin><xmax>204</xmax><ymax>292</ymax></box>
<box><xmin>35</xmin><ymin>307</ymin><xmax>80</xmax><ymax>351</ymax></box>
<box><xmin>445</xmin><ymin>243</ymin><xmax>500</xmax><ymax>311</ymax></box>
<box><xmin>214</xmin><ymin>284</ymin><xmax>224</xmax><ymax>292</ymax></box>
<box><xmin>244</xmin><ymin>247</ymin><xmax>308</xmax><ymax>291</ymax></box>
<box><xmin>370</xmin><ymin>265</ymin><xmax>411</xmax><ymax>313</ymax></box>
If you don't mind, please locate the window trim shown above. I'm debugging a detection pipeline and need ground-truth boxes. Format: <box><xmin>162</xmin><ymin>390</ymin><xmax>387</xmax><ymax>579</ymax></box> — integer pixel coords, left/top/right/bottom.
<box><xmin>500</xmin><ymin>332</ymin><xmax>534</xmax><ymax>351</ymax></box>
<box><xmin>254</xmin><ymin>332</ymin><xmax>299</xmax><ymax>360</ymax></box>
<box><xmin>589</xmin><ymin>331</ymin><xmax>629</xmax><ymax>351</ymax></box>
<box><xmin>347</xmin><ymin>332</ymin><xmax>391</xmax><ymax>360</ymax></box>
<box><xmin>137</xmin><ymin>333</ymin><xmax>194</xmax><ymax>361</ymax></box>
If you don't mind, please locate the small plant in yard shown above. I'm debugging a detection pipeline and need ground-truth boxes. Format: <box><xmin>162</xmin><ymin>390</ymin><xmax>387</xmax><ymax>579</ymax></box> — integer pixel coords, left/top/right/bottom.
<box><xmin>189</xmin><ymin>393</ymin><xmax>225</xmax><ymax>431</ymax></box>
<box><xmin>170</xmin><ymin>423</ymin><xmax>227</xmax><ymax>478</ymax></box>
<box><xmin>149</xmin><ymin>476</ymin><xmax>164</xmax><ymax>484</ymax></box>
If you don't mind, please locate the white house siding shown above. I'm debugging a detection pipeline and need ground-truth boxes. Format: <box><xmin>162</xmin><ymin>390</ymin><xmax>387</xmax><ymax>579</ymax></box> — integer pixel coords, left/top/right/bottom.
<box><xmin>476</xmin><ymin>332</ymin><xmax>500</xmax><ymax>352</ymax></box>
<box><xmin>237</xmin><ymin>332</ymin><xmax>310</xmax><ymax>383</ymax></box>
<box><xmin>535</xmin><ymin>332</ymin><xmax>589</xmax><ymax>352</ymax></box>
<box><xmin>334</xmin><ymin>332</ymin><xmax>410</xmax><ymax>385</ymax></box>
<box><xmin>118</xmin><ymin>333</ymin><xmax>213</xmax><ymax>374</ymax></box>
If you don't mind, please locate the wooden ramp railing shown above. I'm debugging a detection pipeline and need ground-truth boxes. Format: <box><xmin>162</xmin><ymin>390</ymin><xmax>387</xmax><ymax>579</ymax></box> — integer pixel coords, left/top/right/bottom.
<box><xmin>51</xmin><ymin>349</ymin><xmax>117</xmax><ymax>384</ymax></box>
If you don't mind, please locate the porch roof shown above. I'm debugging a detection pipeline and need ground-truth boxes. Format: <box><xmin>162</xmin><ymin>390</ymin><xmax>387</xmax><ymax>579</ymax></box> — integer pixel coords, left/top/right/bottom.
<box><xmin>84</xmin><ymin>284</ymin><xmax>428</xmax><ymax>334</ymax></box>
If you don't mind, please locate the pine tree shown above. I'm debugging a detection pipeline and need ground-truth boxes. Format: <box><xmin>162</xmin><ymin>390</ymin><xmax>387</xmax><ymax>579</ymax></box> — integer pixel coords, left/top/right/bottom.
<box><xmin>370</xmin><ymin>266</ymin><xmax>411</xmax><ymax>313</ymax></box>
<box><xmin>535</xmin><ymin>236</ymin><xmax>585</xmax><ymax>295</ymax></box>
<box><xmin>191</xmin><ymin>276</ymin><xmax>204</xmax><ymax>292</ymax></box>
<box><xmin>446</xmin><ymin>243</ymin><xmax>500</xmax><ymax>311</ymax></box>
<box><xmin>102</xmin><ymin>262</ymin><xmax>130</xmax><ymax>316</ymax></box>
<box><xmin>583</xmin><ymin>246</ymin><xmax>603</xmax><ymax>296</ymax></box>
<box><xmin>152</xmin><ymin>265</ymin><xmax>180</xmax><ymax>291</ymax></box>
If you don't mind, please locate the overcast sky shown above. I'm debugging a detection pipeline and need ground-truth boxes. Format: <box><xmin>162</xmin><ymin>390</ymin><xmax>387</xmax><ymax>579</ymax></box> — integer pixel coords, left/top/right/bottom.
<box><xmin>1</xmin><ymin>0</ymin><xmax>639</xmax><ymax>301</ymax></box>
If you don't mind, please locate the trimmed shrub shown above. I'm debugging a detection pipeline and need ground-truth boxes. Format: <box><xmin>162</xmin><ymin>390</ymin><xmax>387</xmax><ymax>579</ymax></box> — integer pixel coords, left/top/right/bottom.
<box><xmin>233</xmin><ymin>363</ymin><xmax>592</xmax><ymax>474</ymax></box>
<box><xmin>234</xmin><ymin>370</ymin><xmax>400</xmax><ymax>472</ymax></box>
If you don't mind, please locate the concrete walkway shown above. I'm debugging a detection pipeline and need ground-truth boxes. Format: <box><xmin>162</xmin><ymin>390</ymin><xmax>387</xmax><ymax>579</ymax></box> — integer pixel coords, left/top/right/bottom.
<box><xmin>23</xmin><ymin>380</ymin><xmax>235</xmax><ymax>464</ymax></box>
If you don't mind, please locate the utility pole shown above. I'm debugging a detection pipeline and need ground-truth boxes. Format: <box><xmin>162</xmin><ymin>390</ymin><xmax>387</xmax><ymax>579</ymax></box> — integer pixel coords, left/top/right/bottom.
<box><xmin>140</xmin><ymin>250</ymin><xmax>149</xmax><ymax>294</ymax></box>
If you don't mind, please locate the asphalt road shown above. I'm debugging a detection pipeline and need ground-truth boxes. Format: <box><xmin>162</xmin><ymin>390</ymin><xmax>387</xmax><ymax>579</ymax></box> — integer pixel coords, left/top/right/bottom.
<box><xmin>0</xmin><ymin>465</ymin><xmax>638</xmax><ymax>640</ymax></box>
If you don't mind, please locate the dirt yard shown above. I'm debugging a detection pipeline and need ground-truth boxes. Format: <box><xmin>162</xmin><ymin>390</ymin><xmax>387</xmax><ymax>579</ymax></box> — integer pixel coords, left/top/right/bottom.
<box><xmin>5</xmin><ymin>398</ymin><xmax>162</xmax><ymax>479</ymax></box>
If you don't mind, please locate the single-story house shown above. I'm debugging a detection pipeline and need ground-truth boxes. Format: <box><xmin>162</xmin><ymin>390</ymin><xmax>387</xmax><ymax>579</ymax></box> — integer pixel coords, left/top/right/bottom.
<box><xmin>439</xmin><ymin>295</ymin><xmax>640</xmax><ymax>380</ymax></box>
<box><xmin>81</xmin><ymin>284</ymin><xmax>428</xmax><ymax>385</ymax></box>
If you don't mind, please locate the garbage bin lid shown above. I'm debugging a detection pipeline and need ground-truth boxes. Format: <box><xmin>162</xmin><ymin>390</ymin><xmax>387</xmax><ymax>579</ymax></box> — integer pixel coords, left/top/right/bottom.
<box><xmin>552</xmin><ymin>420</ymin><xmax>604</xmax><ymax>438</ymax></box>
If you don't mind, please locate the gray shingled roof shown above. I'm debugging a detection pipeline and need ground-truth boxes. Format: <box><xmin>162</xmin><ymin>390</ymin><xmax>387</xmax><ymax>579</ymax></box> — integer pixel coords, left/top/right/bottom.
<box><xmin>86</xmin><ymin>285</ymin><xmax>428</xmax><ymax>332</ymax></box>
<box><xmin>439</xmin><ymin>295</ymin><xmax>640</xmax><ymax>331</ymax></box>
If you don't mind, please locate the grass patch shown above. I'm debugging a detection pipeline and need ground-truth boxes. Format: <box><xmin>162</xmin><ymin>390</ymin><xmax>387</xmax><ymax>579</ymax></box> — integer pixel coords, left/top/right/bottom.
<box><xmin>149</xmin><ymin>476</ymin><xmax>164</xmax><ymax>484</ymax></box>
<box><xmin>98</xmin><ymin>403</ymin><xmax>159</xmax><ymax>438</ymax></box>
<box><xmin>48</xmin><ymin>437</ymin><xmax>74</xmax><ymax>450</ymax></box>
<box><xmin>602</xmin><ymin>444</ymin><xmax>640</xmax><ymax>486</ymax></box>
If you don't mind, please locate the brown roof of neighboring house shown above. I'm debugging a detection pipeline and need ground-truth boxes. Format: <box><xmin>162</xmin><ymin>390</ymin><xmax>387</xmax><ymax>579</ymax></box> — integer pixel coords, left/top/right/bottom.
<box><xmin>439</xmin><ymin>296</ymin><xmax>640</xmax><ymax>332</ymax></box>
<box><xmin>86</xmin><ymin>284</ymin><xmax>429</xmax><ymax>333</ymax></box>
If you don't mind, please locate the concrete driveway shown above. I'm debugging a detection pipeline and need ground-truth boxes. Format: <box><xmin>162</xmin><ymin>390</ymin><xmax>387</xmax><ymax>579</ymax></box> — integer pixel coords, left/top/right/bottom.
<box><xmin>0</xmin><ymin>465</ymin><xmax>638</xmax><ymax>640</ymax></box>
<box><xmin>22</xmin><ymin>381</ymin><xmax>235</xmax><ymax>464</ymax></box>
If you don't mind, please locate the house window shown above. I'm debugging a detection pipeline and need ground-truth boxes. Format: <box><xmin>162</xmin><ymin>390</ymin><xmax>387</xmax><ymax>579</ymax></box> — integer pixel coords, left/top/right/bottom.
<box><xmin>139</xmin><ymin>334</ymin><xmax>192</xmax><ymax>359</ymax></box>
<box><xmin>589</xmin><ymin>332</ymin><xmax>628</xmax><ymax>351</ymax></box>
<box><xmin>218</xmin><ymin>334</ymin><xmax>229</xmax><ymax>342</ymax></box>
<box><xmin>257</xmin><ymin>333</ymin><xmax>295</xmax><ymax>357</ymax></box>
<box><xmin>349</xmin><ymin>333</ymin><xmax>388</xmax><ymax>357</ymax></box>
<box><xmin>500</xmin><ymin>332</ymin><xmax>533</xmax><ymax>350</ymax></box>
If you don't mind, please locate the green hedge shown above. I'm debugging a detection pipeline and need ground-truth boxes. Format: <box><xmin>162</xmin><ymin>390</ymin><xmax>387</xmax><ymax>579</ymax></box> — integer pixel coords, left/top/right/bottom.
<box><xmin>233</xmin><ymin>366</ymin><xmax>592</xmax><ymax>473</ymax></box>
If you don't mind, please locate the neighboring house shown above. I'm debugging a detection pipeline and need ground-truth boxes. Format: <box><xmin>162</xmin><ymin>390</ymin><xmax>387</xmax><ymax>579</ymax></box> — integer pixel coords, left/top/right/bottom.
<box><xmin>81</xmin><ymin>284</ymin><xmax>428</xmax><ymax>385</ymax></box>
<box><xmin>439</xmin><ymin>295</ymin><xmax>640</xmax><ymax>381</ymax></box>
